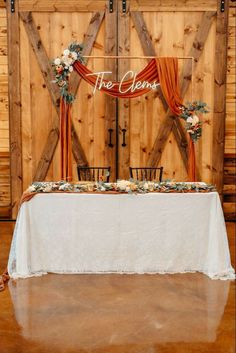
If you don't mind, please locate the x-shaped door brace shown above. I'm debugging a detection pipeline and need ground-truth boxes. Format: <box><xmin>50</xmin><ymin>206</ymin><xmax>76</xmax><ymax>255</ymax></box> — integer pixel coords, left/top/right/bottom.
<box><xmin>20</xmin><ymin>10</ymin><xmax>104</xmax><ymax>180</ymax></box>
<box><xmin>130</xmin><ymin>11</ymin><xmax>216</xmax><ymax>175</ymax></box>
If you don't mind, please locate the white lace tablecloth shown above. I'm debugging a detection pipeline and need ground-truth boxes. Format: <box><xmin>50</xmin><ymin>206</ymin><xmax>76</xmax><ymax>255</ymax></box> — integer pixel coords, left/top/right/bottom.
<box><xmin>8</xmin><ymin>192</ymin><xmax>235</xmax><ymax>280</ymax></box>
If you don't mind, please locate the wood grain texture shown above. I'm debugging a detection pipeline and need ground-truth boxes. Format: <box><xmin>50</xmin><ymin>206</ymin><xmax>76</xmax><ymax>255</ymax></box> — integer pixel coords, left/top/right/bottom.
<box><xmin>20</xmin><ymin>11</ymin><xmax>88</xmax><ymax>181</ymax></box>
<box><xmin>181</xmin><ymin>11</ymin><xmax>216</xmax><ymax>97</ymax></box>
<box><xmin>0</xmin><ymin>152</ymin><xmax>10</xmax><ymax>211</ymax></box>
<box><xmin>212</xmin><ymin>0</ymin><xmax>229</xmax><ymax>194</ymax></box>
<box><xmin>223</xmin><ymin>4</ymin><xmax>236</xmax><ymax>220</ymax></box>
<box><xmin>147</xmin><ymin>11</ymin><xmax>216</xmax><ymax>171</ymax></box>
<box><xmin>19</xmin><ymin>0</ymin><xmax>106</xmax><ymax>12</ymax></box>
<box><xmin>0</xmin><ymin>0</ymin><xmax>6</xmax><ymax>8</ymax></box>
<box><xmin>7</xmin><ymin>0</ymin><xmax>22</xmax><ymax>217</ymax></box>
<box><xmin>118</xmin><ymin>0</ymin><xmax>130</xmax><ymax>180</ymax></box>
<box><xmin>19</xmin><ymin>12</ymin><xmax>60</xmax><ymax>109</ymax></box>
<box><xmin>1</xmin><ymin>1</ymin><xmax>235</xmax><ymax>218</ymax></box>
<box><xmin>225</xmin><ymin>5</ymin><xmax>235</xmax><ymax>155</ymax></box>
<box><xmin>20</xmin><ymin>11</ymin><xmax>61</xmax><ymax>181</ymax></box>
<box><xmin>130</xmin><ymin>11</ymin><xmax>156</xmax><ymax>57</ymax></box>
<box><xmin>131</xmin><ymin>10</ymin><xmax>189</xmax><ymax>171</ymax></box>
<box><xmin>20</xmin><ymin>17</ymin><xmax>32</xmax><ymax>190</ymax></box>
<box><xmin>0</xmin><ymin>7</ymin><xmax>10</xmax><ymax>218</ymax></box>
<box><xmin>70</xmin><ymin>11</ymin><xmax>105</xmax><ymax>97</ymax></box>
<box><xmin>130</xmin><ymin>0</ymin><xmax>217</xmax><ymax>12</ymax></box>
<box><xmin>104</xmin><ymin>0</ymin><xmax>117</xmax><ymax>180</ymax></box>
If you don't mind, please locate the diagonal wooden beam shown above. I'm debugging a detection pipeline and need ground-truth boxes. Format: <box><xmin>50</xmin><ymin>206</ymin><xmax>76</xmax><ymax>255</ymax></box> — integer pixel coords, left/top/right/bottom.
<box><xmin>131</xmin><ymin>11</ymin><xmax>189</xmax><ymax>170</ymax></box>
<box><xmin>69</xmin><ymin>10</ymin><xmax>105</xmax><ymax>166</ymax></box>
<box><xmin>20</xmin><ymin>11</ymin><xmax>104</xmax><ymax>180</ymax></box>
<box><xmin>145</xmin><ymin>11</ymin><xmax>216</xmax><ymax>168</ymax></box>
<box><xmin>70</xmin><ymin>11</ymin><xmax>105</xmax><ymax>97</ymax></box>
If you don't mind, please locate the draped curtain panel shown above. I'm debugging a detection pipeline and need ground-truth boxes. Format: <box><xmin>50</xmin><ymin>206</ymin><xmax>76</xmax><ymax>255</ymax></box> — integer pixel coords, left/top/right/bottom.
<box><xmin>60</xmin><ymin>57</ymin><xmax>195</xmax><ymax>182</ymax></box>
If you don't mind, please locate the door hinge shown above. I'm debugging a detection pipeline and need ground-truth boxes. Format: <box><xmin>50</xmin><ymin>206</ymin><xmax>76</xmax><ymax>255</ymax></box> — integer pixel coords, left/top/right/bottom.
<box><xmin>109</xmin><ymin>0</ymin><xmax>113</xmax><ymax>13</ymax></box>
<box><xmin>4</xmin><ymin>0</ymin><xmax>15</xmax><ymax>13</ymax></box>
<box><xmin>122</xmin><ymin>0</ymin><xmax>127</xmax><ymax>13</ymax></box>
<box><xmin>220</xmin><ymin>0</ymin><xmax>225</xmax><ymax>12</ymax></box>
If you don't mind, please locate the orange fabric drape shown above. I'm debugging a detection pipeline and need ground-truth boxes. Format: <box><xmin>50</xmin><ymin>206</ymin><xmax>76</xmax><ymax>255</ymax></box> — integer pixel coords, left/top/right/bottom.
<box><xmin>60</xmin><ymin>98</ymin><xmax>72</xmax><ymax>182</ymax></box>
<box><xmin>155</xmin><ymin>58</ymin><xmax>183</xmax><ymax>116</ymax></box>
<box><xmin>188</xmin><ymin>138</ymin><xmax>196</xmax><ymax>181</ymax></box>
<box><xmin>60</xmin><ymin>57</ymin><xmax>195</xmax><ymax>181</ymax></box>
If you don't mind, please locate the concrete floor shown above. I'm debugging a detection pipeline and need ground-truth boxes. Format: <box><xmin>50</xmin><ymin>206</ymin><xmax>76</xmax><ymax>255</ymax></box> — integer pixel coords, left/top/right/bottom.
<box><xmin>0</xmin><ymin>222</ymin><xmax>235</xmax><ymax>353</ymax></box>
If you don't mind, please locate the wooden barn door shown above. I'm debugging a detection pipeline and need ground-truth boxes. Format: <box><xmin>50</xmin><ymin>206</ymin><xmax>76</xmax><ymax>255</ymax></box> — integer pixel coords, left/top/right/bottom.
<box><xmin>7</xmin><ymin>0</ymin><xmax>119</xmax><ymax>216</ymax></box>
<box><xmin>7</xmin><ymin>0</ymin><xmax>228</xmax><ymax>217</ymax></box>
<box><xmin>117</xmin><ymin>0</ymin><xmax>228</xmax><ymax>185</ymax></box>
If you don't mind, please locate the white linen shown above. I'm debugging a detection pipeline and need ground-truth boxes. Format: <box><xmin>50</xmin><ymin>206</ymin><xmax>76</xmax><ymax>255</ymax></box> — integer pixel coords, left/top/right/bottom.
<box><xmin>8</xmin><ymin>192</ymin><xmax>235</xmax><ymax>280</ymax></box>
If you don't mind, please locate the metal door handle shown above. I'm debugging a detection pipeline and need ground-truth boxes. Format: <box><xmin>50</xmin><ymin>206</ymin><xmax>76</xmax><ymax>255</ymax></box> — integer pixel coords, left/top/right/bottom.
<box><xmin>108</xmin><ymin>128</ymin><xmax>114</xmax><ymax>147</ymax></box>
<box><xmin>122</xmin><ymin>129</ymin><xmax>127</xmax><ymax>147</ymax></box>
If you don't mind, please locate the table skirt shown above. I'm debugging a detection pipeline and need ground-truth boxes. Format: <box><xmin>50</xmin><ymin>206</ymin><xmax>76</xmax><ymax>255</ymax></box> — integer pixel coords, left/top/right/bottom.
<box><xmin>8</xmin><ymin>192</ymin><xmax>235</xmax><ymax>280</ymax></box>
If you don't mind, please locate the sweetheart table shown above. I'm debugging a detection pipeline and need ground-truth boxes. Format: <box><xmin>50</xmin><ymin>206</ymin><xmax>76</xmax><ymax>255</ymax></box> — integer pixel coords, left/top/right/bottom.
<box><xmin>8</xmin><ymin>191</ymin><xmax>235</xmax><ymax>280</ymax></box>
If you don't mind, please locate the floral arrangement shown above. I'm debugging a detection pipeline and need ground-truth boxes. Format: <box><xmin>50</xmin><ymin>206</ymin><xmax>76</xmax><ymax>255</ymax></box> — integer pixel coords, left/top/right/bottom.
<box><xmin>26</xmin><ymin>180</ymin><xmax>215</xmax><ymax>195</ymax></box>
<box><xmin>180</xmin><ymin>101</ymin><xmax>209</xmax><ymax>142</ymax></box>
<box><xmin>52</xmin><ymin>42</ymin><xmax>84</xmax><ymax>103</ymax></box>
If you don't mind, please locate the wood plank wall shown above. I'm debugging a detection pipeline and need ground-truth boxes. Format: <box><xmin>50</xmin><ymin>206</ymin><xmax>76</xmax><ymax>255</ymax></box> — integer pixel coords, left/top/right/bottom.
<box><xmin>0</xmin><ymin>0</ymin><xmax>235</xmax><ymax>219</ymax></box>
<box><xmin>0</xmin><ymin>1</ymin><xmax>11</xmax><ymax>218</ymax></box>
<box><xmin>223</xmin><ymin>1</ymin><xmax>236</xmax><ymax>221</ymax></box>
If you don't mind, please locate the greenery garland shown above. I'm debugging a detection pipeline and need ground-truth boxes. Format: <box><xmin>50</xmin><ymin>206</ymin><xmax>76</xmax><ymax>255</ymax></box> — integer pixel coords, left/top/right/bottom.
<box><xmin>52</xmin><ymin>42</ymin><xmax>209</xmax><ymax>141</ymax></box>
<box><xmin>27</xmin><ymin>180</ymin><xmax>216</xmax><ymax>194</ymax></box>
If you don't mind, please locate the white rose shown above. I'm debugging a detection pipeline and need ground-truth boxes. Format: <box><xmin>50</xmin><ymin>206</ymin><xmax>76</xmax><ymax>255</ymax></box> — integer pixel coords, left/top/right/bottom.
<box><xmin>117</xmin><ymin>180</ymin><xmax>130</xmax><ymax>191</ymax></box>
<box><xmin>143</xmin><ymin>182</ymin><xmax>149</xmax><ymax>190</ymax></box>
<box><xmin>54</xmin><ymin>58</ymin><xmax>61</xmax><ymax>65</ymax></box>
<box><xmin>63</xmin><ymin>57</ymin><xmax>73</xmax><ymax>66</ymax></box>
<box><xmin>71</xmin><ymin>51</ymin><xmax>78</xmax><ymax>60</ymax></box>
<box><xmin>192</xmin><ymin>114</ymin><xmax>199</xmax><ymax>126</ymax></box>
<box><xmin>28</xmin><ymin>185</ymin><xmax>36</xmax><ymax>193</ymax></box>
<box><xmin>43</xmin><ymin>185</ymin><xmax>52</xmax><ymax>193</ymax></box>
<box><xmin>147</xmin><ymin>182</ymin><xmax>154</xmax><ymax>191</ymax></box>
<box><xmin>186</xmin><ymin>116</ymin><xmax>193</xmax><ymax>124</ymax></box>
<box><xmin>63</xmin><ymin>49</ymin><xmax>70</xmax><ymax>56</ymax></box>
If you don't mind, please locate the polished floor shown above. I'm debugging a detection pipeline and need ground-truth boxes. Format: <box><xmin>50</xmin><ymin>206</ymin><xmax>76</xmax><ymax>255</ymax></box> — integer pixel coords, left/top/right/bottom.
<box><xmin>0</xmin><ymin>222</ymin><xmax>235</xmax><ymax>353</ymax></box>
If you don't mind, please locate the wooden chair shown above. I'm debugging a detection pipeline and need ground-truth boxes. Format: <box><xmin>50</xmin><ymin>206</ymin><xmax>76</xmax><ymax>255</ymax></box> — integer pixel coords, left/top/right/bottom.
<box><xmin>129</xmin><ymin>167</ymin><xmax>163</xmax><ymax>182</ymax></box>
<box><xmin>77</xmin><ymin>166</ymin><xmax>111</xmax><ymax>182</ymax></box>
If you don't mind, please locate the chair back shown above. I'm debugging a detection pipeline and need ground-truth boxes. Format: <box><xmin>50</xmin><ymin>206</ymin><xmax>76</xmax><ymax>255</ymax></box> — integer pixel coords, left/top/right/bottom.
<box><xmin>77</xmin><ymin>167</ymin><xmax>111</xmax><ymax>182</ymax></box>
<box><xmin>129</xmin><ymin>167</ymin><xmax>163</xmax><ymax>182</ymax></box>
